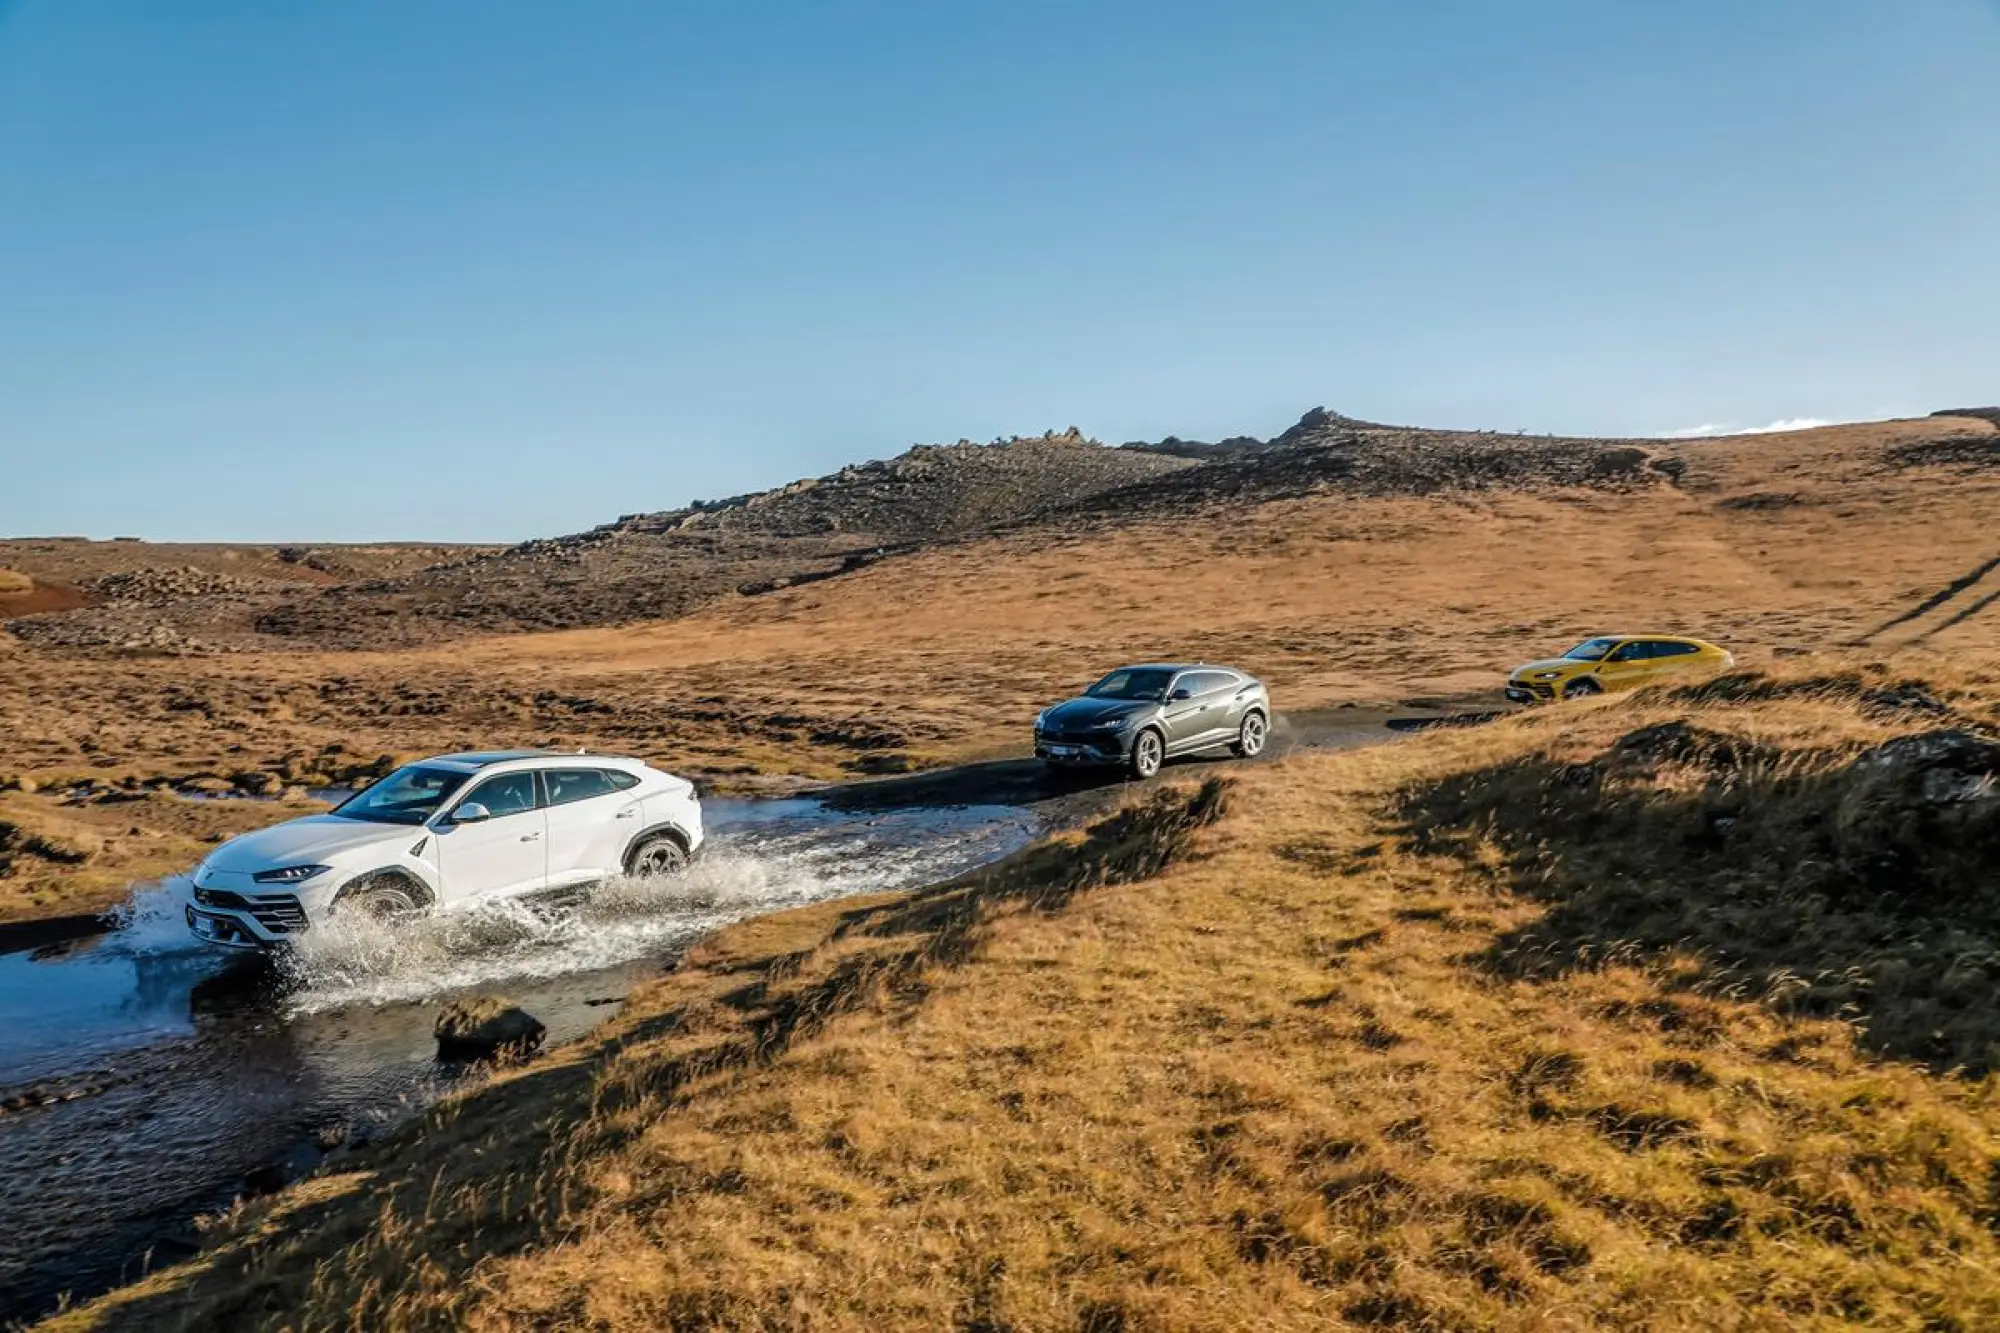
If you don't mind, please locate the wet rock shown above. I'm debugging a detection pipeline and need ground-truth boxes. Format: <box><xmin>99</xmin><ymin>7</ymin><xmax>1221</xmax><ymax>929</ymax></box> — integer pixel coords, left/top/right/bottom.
<box><xmin>231</xmin><ymin>770</ymin><xmax>283</xmax><ymax>797</ymax></box>
<box><xmin>149</xmin><ymin>1227</ymin><xmax>204</xmax><ymax>1261</ymax></box>
<box><xmin>847</xmin><ymin>753</ymin><xmax>917</xmax><ymax>776</ymax></box>
<box><xmin>434</xmin><ymin>998</ymin><xmax>547</xmax><ymax>1059</ymax></box>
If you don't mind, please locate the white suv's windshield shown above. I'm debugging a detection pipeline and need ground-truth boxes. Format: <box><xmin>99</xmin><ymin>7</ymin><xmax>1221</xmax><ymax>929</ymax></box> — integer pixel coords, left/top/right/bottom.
<box><xmin>1087</xmin><ymin>668</ymin><xmax>1174</xmax><ymax>701</ymax></box>
<box><xmin>1562</xmin><ymin>637</ymin><xmax>1620</xmax><ymax>662</ymax></box>
<box><xmin>332</xmin><ymin>765</ymin><xmax>472</xmax><ymax>825</ymax></box>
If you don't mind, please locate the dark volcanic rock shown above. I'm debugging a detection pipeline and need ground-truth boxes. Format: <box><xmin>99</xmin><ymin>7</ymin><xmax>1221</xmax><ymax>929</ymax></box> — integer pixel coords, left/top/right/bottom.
<box><xmin>1833</xmin><ymin>730</ymin><xmax>2000</xmax><ymax>893</ymax></box>
<box><xmin>434</xmin><ymin>998</ymin><xmax>547</xmax><ymax>1059</ymax></box>
<box><xmin>1929</xmin><ymin>407</ymin><xmax>2000</xmax><ymax>427</ymax></box>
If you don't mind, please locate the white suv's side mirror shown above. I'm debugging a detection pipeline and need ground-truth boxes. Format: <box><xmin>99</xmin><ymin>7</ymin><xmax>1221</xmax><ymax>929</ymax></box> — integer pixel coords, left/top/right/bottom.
<box><xmin>452</xmin><ymin>802</ymin><xmax>492</xmax><ymax>824</ymax></box>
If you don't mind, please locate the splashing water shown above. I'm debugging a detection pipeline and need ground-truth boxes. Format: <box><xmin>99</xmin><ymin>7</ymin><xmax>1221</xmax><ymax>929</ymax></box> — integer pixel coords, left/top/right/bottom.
<box><xmin>100</xmin><ymin>876</ymin><xmax>200</xmax><ymax>955</ymax></box>
<box><xmin>265</xmin><ymin>797</ymin><xmax>1043</xmax><ymax>1014</ymax></box>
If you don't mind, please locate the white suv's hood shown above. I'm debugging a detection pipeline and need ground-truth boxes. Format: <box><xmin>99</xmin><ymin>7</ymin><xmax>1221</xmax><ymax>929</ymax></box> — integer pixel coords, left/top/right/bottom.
<box><xmin>205</xmin><ymin>814</ymin><xmax>410</xmax><ymax>872</ymax></box>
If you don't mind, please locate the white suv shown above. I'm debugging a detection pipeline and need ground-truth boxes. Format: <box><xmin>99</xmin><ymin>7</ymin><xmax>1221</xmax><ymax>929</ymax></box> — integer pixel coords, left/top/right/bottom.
<box><xmin>185</xmin><ymin>750</ymin><xmax>704</xmax><ymax>949</ymax></box>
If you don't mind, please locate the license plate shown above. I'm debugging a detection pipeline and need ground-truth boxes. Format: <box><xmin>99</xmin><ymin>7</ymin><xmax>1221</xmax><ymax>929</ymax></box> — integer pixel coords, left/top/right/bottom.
<box><xmin>1049</xmin><ymin>745</ymin><xmax>1080</xmax><ymax>757</ymax></box>
<box><xmin>187</xmin><ymin>906</ymin><xmax>244</xmax><ymax>945</ymax></box>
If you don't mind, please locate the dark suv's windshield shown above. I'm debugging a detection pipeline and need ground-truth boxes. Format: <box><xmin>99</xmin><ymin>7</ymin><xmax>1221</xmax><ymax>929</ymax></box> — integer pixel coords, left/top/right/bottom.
<box><xmin>331</xmin><ymin>765</ymin><xmax>471</xmax><ymax>825</ymax></box>
<box><xmin>1086</xmin><ymin>668</ymin><xmax>1174</xmax><ymax>701</ymax></box>
<box><xmin>1562</xmin><ymin>637</ymin><xmax>1620</xmax><ymax>662</ymax></box>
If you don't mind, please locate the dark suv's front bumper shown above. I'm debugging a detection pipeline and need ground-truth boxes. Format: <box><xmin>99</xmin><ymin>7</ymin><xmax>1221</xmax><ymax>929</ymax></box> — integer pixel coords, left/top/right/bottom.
<box><xmin>1034</xmin><ymin>729</ymin><xmax>1132</xmax><ymax>766</ymax></box>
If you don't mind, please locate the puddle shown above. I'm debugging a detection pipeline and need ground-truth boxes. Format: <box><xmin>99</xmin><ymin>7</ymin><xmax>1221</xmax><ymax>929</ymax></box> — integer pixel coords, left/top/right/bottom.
<box><xmin>0</xmin><ymin>794</ymin><xmax>1045</xmax><ymax>1322</ymax></box>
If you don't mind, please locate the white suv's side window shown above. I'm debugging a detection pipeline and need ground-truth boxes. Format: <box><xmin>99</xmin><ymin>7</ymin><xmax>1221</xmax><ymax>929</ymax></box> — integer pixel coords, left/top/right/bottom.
<box><xmin>545</xmin><ymin>768</ymin><xmax>617</xmax><ymax>806</ymax></box>
<box><xmin>457</xmin><ymin>770</ymin><xmax>539</xmax><ymax>819</ymax></box>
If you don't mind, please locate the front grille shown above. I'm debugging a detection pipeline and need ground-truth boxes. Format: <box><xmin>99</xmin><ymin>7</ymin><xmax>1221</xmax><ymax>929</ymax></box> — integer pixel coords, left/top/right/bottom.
<box><xmin>1037</xmin><ymin>729</ymin><xmax>1122</xmax><ymax>752</ymax></box>
<box><xmin>193</xmin><ymin>886</ymin><xmax>309</xmax><ymax>933</ymax></box>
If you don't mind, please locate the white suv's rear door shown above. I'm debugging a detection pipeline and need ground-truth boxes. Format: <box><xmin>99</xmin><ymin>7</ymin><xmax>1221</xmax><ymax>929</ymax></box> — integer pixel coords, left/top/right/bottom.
<box><xmin>543</xmin><ymin>767</ymin><xmax>645</xmax><ymax>886</ymax></box>
<box><xmin>434</xmin><ymin>770</ymin><xmax>548</xmax><ymax>904</ymax></box>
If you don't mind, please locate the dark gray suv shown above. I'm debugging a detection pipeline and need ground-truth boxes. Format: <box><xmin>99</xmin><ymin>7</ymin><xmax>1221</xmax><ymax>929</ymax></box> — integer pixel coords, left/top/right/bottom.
<box><xmin>1033</xmin><ymin>663</ymin><xmax>1271</xmax><ymax>779</ymax></box>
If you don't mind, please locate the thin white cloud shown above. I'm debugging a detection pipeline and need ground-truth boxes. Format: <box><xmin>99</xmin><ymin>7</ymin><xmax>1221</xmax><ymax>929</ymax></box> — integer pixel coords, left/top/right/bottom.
<box><xmin>1660</xmin><ymin>417</ymin><xmax>1834</xmax><ymax>439</ymax></box>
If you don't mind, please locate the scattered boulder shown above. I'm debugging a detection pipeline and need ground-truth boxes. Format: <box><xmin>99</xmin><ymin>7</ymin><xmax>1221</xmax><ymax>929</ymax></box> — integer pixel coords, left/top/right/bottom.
<box><xmin>1833</xmin><ymin>730</ymin><xmax>1999</xmax><ymax>892</ymax></box>
<box><xmin>434</xmin><ymin>998</ymin><xmax>547</xmax><ymax>1059</ymax></box>
<box><xmin>230</xmin><ymin>770</ymin><xmax>284</xmax><ymax>797</ymax></box>
<box><xmin>1608</xmin><ymin>722</ymin><xmax>1776</xmax><ymax>774</ymax></box>
<box><xmin>1846</xmin><ymin>730</ymin><xmax>1999</xmax><ymax>808</ymax></box>
<box><xmin>80</xmin><ymin>566</ymin><xmax>283</xmax><ymax>604</ymax></box>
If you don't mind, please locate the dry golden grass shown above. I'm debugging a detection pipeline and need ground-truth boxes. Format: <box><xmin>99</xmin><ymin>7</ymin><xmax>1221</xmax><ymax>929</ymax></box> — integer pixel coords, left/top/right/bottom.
<box><xmin>0</xmin><ymin>790</ymin><xmax>329</xmax><ymax>922</ymax></box>
<box><xmin>0</xmin><ymin>569</ymin><xmax>31</xmax><ymax>595</ymax></box>
<box><xmin>52</xmin><ymin>660</ymin><xmax>2000</xmax><ymax>1331</ymax></box>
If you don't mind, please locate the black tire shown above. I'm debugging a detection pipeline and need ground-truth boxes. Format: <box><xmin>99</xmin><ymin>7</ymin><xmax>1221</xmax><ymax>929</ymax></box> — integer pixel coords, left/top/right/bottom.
<box><xmin>626</xmin><ymin>833</ymin><xmax>689</xmax><ymax>878</ymax></box>
<box><xmin>1232</xmin><ymin>711</ymin><xmax>1268</xmax><ymax>758</ymax></box>
<box><xmin>336</xmin><ymin>874</ymin><xmax>425</xmax><ymax>923</ymax></box>
<box><xmin>1129</xmin><ymin>728</ymin><xmax>1165</xmax><ymax>780</ymax></box>
<box><xmin>1564</xmin><ymin>676</ymin><xmax>1604</xmax><ymax>699</ymax></box>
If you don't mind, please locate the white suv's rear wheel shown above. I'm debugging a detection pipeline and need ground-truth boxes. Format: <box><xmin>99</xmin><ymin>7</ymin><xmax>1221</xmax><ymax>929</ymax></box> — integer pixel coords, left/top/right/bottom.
<box><xmin>626</xmin><ymin>834</ymin><xmax>689</xmax><ymax>878</ymax></box>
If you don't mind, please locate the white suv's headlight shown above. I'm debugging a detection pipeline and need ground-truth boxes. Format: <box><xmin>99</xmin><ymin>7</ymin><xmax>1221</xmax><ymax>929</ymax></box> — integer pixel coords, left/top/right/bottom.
<box><xmin>253</xmin><ymin>863</ymin><xmax>331</xmax><ymax>885</ymax></box>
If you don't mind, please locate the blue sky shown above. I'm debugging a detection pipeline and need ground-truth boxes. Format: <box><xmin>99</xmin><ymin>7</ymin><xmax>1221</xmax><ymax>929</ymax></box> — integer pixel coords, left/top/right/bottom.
<box><xmin>2</xmin><ymin>1</ymin><xmax>1996</xmax><ymax>542</ymax></box>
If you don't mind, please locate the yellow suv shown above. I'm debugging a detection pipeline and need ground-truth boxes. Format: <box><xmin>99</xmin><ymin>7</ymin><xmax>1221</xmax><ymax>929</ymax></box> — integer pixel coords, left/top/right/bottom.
<box><xmin>1506</xmin><ymin>635</ymin><xmax>1732</xmax><ymax>704</ymax></box>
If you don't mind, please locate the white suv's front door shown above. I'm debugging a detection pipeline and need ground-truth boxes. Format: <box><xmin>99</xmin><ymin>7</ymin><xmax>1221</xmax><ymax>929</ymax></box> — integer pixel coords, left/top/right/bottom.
<box><xmin>435</xmin><ymin>770</ymin><xmax>548</xmax><ymax>904</ymax></box>
<box><xmin>542</xmin><ymin>767</ymin><xmax>644</xmax><ymax>886</ymax></box>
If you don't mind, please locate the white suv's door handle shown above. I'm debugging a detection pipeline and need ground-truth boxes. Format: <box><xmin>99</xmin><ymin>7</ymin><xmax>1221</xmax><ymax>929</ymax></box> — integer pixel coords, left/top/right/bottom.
<box><xmin>615</xmin><ymin>809</ymin><xmax>639</xmax><ymax>819</ymax></box>
<box><xmin>521</xmin><ymin>832</ymin><xmax>542</xmax><ymax>842</ymax></box>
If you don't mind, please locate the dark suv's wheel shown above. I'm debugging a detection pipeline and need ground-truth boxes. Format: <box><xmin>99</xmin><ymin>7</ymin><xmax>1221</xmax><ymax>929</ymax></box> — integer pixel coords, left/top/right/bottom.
<box><xmin>1564</xmin><ymin>676</ymin><xmax>1604</xmax><ymax>699</ymax></box>
<box><xmin>336</xmin><ymin>873</ymin><xmax>426</xmax><ymax>923</ymax></box>
<box><xmin>626</xmin><ymin>832</ymin><xmax>689</xmax><ymax>878</ymax></box>
<box><xmin>1233</xmin><ymin>711</ymin><xmax>1268</xmax><ymax>758</ymax></box>
<box><xmin>1129</xmin><ymin>728</ymin><xmax>1165</xmax><ymax>780</ymax></box>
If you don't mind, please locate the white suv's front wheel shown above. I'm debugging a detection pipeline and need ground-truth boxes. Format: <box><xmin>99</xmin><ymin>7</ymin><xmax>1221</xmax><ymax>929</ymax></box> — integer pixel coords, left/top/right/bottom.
<box><xmin>336</xmin><ymin>873</ymin><xmax>425</xmax><ymax>923</ymax></box>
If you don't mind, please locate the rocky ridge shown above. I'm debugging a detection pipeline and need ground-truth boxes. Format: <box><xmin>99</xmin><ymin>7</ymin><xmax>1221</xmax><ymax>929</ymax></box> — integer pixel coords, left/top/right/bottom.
<box><xmin>7</xmin><ymin>406</ymin><xmax>1986</xmax><ymax>653</ymax></box>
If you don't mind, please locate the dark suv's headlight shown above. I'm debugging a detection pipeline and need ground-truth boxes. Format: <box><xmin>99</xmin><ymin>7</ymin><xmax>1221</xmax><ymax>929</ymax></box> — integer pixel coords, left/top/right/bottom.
<box><xmin>253</xmin><ymin>864</ymin><xmax>330</xmax><ymax>885</ymax></box>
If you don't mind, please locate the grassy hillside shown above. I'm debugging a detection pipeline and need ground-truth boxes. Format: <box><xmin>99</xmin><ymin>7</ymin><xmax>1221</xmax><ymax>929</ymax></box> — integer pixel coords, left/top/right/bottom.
<box><xmin>2</xmin><ymin>415</ymin><xmax>1994</xmax><ymax>923</ymax></box>
<box><xmin>54</xmin><ymin>661</ymin><xmax>2000</xmax><ymax>1331</ymax></box>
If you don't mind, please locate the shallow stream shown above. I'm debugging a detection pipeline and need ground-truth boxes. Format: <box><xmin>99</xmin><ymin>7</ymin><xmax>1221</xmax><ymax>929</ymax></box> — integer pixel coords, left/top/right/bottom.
<box><xmin>0</xmin><ymin>793</ymin><xmax>1046</xmax><ymax>1322</ymax></box>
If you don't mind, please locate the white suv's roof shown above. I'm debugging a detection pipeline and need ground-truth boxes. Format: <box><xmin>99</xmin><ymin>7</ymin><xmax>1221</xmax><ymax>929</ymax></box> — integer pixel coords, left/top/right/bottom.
<box><xmin>421</xmin><ymin>750</ymin><xmax>647</xmax><ymax>774</ymax></box>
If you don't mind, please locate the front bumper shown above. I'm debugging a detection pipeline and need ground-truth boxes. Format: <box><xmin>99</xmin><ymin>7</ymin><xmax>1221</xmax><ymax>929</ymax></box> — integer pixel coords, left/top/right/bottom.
<box><xmin>1506</xmin><ymin>680</ymin><xmax>1557</xmax><ymax>704</ymax></box>
<box><xmin>186</xmin><ymin>903</ymin><xmax>281</xmax><ymax>949</ymax></box>
<box><xmin>185</xmin><ymin>867</ymin><xmax>319</xmax><ymax>949</ymax></box>
<box><xmin>1035</xmin><ymin>730</ymin><xmax>1132</xmax><ymax>766</ymax></box>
